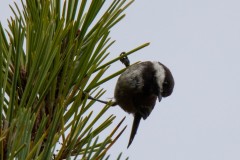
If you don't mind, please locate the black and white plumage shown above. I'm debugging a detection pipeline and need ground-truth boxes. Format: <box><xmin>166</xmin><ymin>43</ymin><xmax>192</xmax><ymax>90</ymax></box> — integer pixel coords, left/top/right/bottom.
<box><xmin>114</xmin><ymin>61</ymin><xmax>174</xmax><ymax>148</ymax></box>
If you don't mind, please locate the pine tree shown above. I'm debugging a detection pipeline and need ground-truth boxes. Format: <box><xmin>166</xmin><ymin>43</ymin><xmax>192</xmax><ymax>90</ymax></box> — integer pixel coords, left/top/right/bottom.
<box><xmin>0</xmin><ymin>0</ymin><xmax>149</xmax><ymax>159</ymax></box>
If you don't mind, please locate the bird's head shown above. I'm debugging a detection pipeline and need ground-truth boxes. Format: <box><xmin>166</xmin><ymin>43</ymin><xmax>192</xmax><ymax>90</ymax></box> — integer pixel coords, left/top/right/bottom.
<box><xmin>152</xmin><ymin>61</ymin><xmax>175</xmax><ymax>102</ymax></box>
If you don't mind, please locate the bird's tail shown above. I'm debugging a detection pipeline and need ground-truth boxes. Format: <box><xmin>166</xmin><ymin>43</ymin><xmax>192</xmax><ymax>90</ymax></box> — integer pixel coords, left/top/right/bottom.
<box><xmin>127</xmin><ymin>113</ymin><xmax>142</xmax><ymax>148</ymax></box>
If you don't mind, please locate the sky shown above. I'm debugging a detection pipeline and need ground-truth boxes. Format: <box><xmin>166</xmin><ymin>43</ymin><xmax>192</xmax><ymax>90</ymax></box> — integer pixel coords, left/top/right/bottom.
<box><xmin>1</xmin><ymin>0</ymin><xmax>240</xmax><ymax>160</ymax></box>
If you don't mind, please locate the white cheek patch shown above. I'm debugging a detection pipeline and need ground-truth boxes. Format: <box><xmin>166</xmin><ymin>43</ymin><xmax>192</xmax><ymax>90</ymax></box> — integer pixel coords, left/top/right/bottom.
<box><xmin>152</xmin><ymin>62</ymin><xmax>165</xmax><ymax>91</ymax></box>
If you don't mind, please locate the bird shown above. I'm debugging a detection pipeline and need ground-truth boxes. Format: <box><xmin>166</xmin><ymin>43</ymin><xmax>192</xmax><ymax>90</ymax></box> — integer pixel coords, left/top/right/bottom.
<box><xmin>114</xmin><ymin>61</ymin><xmax>175</xmax><ymax>148</ymax></box>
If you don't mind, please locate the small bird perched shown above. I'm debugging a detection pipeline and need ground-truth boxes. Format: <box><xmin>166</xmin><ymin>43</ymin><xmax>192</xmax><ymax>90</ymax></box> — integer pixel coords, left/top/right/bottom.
<box><xmin>114</xmin><ymin>61</ymin><xmax>175</xmax><ymax>148</ymax></box>
<box><xmin>85</xmin><ymin>54</ymin><xmax>174</xmax><ymax>148</ymax></box>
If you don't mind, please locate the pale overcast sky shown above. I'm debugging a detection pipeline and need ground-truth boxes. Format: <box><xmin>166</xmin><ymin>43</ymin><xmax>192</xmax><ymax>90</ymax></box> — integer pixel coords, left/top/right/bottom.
<box><xmin>1</xmin><ymin>1</ymin><xmax>240</xmax><ymax>160</ymax></box>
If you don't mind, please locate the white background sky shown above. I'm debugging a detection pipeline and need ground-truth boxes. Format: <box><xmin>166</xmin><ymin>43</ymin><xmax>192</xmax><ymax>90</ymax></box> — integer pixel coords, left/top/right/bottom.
<box><xmin>1</xmin><ymin>0</ymin><xmax>240</xmax><ymax>160</ymax></box>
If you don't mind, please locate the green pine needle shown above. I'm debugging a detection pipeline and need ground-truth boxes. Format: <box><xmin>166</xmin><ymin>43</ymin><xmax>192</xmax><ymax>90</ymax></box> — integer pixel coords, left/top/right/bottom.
<box><xmin>0</xmin><ymin>0</ymin><xmax>148</xmax><ymax>159</ymax></box>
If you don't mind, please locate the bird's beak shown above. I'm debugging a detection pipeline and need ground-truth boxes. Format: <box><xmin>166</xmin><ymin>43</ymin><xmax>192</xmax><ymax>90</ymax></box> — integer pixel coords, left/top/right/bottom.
<box><xmin>158</xmin><ymin>93</ymin><xmax>162</xmax><ymax>102</ymax></box>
